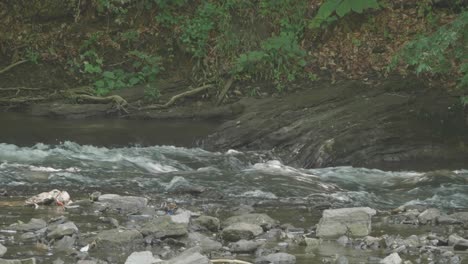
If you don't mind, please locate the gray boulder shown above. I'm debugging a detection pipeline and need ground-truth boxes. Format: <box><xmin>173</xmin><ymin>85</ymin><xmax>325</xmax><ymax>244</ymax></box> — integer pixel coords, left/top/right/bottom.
<box><xmin>0</xmin><ymin>244</ymin><xmax>6</xmax><ymax>257</ymax></box>
<box><xmin>255</xmin><ymin>253</ymin><xmax>296</xmax><ymax>264</ymax></box>
<box><xmin>192</xmin><ymin>216</ymin><xmax>220</xmax><ymax>232</ymax></box>
<box><xmin>222</xmin><ymin>223</ymin><xmax>263</xmax><ymax>242</ymax></box>
<box><xmin>47</xmin><ymin>222</ymin><xmax>78</xmax><ymax>239</ymax></box>
<box><xmin>380</xmin><ymin>253</ymin><xmax>402</xmax><ymax>264</ymax></box>
<box><xmin>223</xmin><ymin>213</ymin><xmax>277</xmax><ymax>230</ymax></box>
<box><xmin>230</xmin><ymin>239</ymin><xmax>264</xmax><ymax>253</ymax></box>
<box><xmin>10</xmin><ymin>218</ymin><xmax>46</xmax><ymax>232</ymax></box>
<box><xmin>316</xmin><ymin>207</ymin><xmax>376</xmax><ymax>238</ymax></box>
<box><xmin>54</xmin><ymin>236</ymin><xmax>76</xmax><ymax>251</ymax></box>
<box><xmin>125</xmin><ymin>251</ymin><xmax>162</xmax><ymax>264</ymax></box>
<box><xmin>98</xmin><ymin>194</ymin><xmax>148</xmax><ymax>213</ymax></box>
<box><xmin>448</xmin><ymin>234</ymin><xmax>468</xmax><ymax>250</ymax></box>
<box><xmin>418</xmin><ymin>208</ymin><xmax>440</xmax><ymax>225</ymax></box>
<box><xmin>139</xmin><ymin>216</ymin><xmax>187</xmax><ymax>238</ymax></box>
<box><xmin>164</xmin><ymin>247</ymin><xmax>210</xmax><ymax>264</ymax></box>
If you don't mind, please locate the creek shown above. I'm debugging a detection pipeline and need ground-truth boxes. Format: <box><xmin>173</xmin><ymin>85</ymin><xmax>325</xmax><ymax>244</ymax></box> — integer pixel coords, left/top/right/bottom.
<box><xmin>0</xmin><ymin>112</ymin><xmax>467</xmax><ymax>263</ymax></box>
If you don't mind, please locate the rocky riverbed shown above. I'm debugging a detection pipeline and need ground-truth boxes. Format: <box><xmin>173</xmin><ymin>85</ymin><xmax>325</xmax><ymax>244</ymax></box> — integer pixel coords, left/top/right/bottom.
<box><xmin>1</xmin><ymin>190</ymin><xmax>467</xmax><ymax>264</ymax></box>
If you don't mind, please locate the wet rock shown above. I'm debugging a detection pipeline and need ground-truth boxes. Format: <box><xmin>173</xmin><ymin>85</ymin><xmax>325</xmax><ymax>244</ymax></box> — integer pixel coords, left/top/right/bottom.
<box><xmin>0</xmin><ymin>258</ymin><xmax>36</xmax><ymax>264</ymax></box>
<box><xmin>364</xmin><ymin>236</ymin><xmax>382</xmax><ymax>249</ymax></box>
<box><xmin>336</xmin><ymin>256</ymin><xmax>349</xmax><ymax>264</ymax></box>
<box><xmin>231</xmin><ymin>204</ymin><xmax>255</xmax><ymax>215</ymax></box>
<box><xmin>255</xmin><ymin>252</ymin><xmax>296</xmax><ymax>264</ymax></box>
<box><xmin>448</xmin><ymin>234</ymin><xmax>468</xmax><ymax>250</ymax></box>
<box><xmin>222</xmin><ymin>223</ymin><xmax>263</xmax><ymax>242</ymax></box>
<box><xmin>230</xmin><ymin>239</ymin><xmax>264</xmax><ymax>253</ymax></box>
<box><xmin>165</xmin><ymin>246</ymin><xmax>210</xmax><ymax>264</ymax></box>
<box><xmin>186</xmin><ymin>232</ymin><xmax>222</xmax><ymax>253</ymax></box>
<box><xmin>304</xmin><ymin>238</ymin><xmax>320</xmax><ymax>248</ymax></box>
<box><xmin>170</xmin><ymin>209</ymin><xmax>192</xmax><ymax>224</ymax></box>
<box><xmin>223</xmin><ymin>213</ymin><xmax>277</xmax><ymax>230</ymax></box>
<box><xmin>336</xmin><ymin>235</ymin><xmax>349</xmax><ymax>246</ymax></box>
<box><xmin>192</xmin><ymin>216</ymin><xmax>220</xmax><ymax>232</ymax></box>
<box><xmin>139</xmin><ymin>216</ymin><xmax>187</xmax><ymax>238</ymax></box>
<box><xmin>54</xmin><ymin>235</ymin><xmax>76</xmax><ymax>251</ymax></box>
<box><xmin>165</xmin><ymin>176</ymin><xmax>205</xmax><ymax>194</ymax></box>
<box><xmin>47</xmin><ymin>222</ymin><xmax>78</xmax><ymax>239</ymax></box>
<box><xmin>10</xmin><ymin>218</ymin><xmax>47</xmax><ymax>232</ymax></box>
<box><xmin>316</xmin><ymin>207</ymin><xmax>376</xmax><ymax>238</ymax></box>
<box><xmin>380</xmin><ymin>253</ymin><xmax>402</xmax><ymax>264</ymax></box>
<box><xmin>125</xmin><ymin>251</ymin><xmax>162</xmax><ymax>264</ymax></box>
<box><xmin>449</xmin><ymin>212</ymin><xmax>468</xmax><ymax>227</ymax></box>
<box><xmin>418</xmin><ymin>208</ymin><xmax>440</xmax><ymax>225</ymax></box>
<box><xmin>97</xmin><ymin>194</ymin><xmax>148</xmax><ymax>213</ymax></box>
<box><xmin>0</xmin><ymin>244</ymin><xmax>6</xmax><ymax>257</ymax></box>
<box><xmin>437</xmin><ymin>215</ymin><xmax>462</xmax><ymax>225</ymax></box>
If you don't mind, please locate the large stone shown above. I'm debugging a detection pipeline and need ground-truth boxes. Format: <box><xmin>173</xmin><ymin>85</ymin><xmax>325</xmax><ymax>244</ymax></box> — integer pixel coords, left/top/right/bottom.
<box><xmin>255</xmin><ymin>253</ymin><xmax>296</xmax><ymax>264</ymax></box>
<box><xmin>192</xmin><ymin>216</ymin><xmax>220</xmax><ymax>232</ymax></box>
<box><xmin>0</xmin><ymin>258</ymin><xmax>36</xmax><ymax>264</ymax></box>
<box><xmin>54</xmin><ymin>236</ymin><xmax>76</xmax><ymax>251</ymax></box>
<box><xmin>47</xmin><ymin>222</ymin><xmax>78</xmax><ymax>239</ymax></box>
<box><xmin>418</xmin><ymin>208</ymin><xmax>440</xmax><ymax>225</ymax></box>
<box><xmin>10</xmin><ymin>218</ymin><xmax>46</xmax><ymax>232</ymax></box>
<box><xmin>316</xmin><ymin>207</ymin><xmax>376</xmax><ymax>238</ymax></box>
<box><xmin>187</xmin><ymin>233</ymin><xmax>222</xmax><ymax>253</ymax></box>
<box><xmin>165</xmin><ymin>247</ymin><xmax>210</xmax><ymax>264</ymax></box>
<box><xmin>222</xmin><ymin>213</ymin><xmax>277</xmax><ymax>230</ymax></box>
<box><xmin>222</xmin><ymin>223</ymin><xmax>263</xmax><ymax>242</ymax></box>
<box><xmin>380</xmin><ymin>253</ymin><xmax>402</xmax><ymax>264</ymax></box>
<box><xmin>449</xmin><ymin>212</ymin><xmax>468</xmax><ymax>227</ymax></box>
<box><xmin>448</xmin><ymin>234</ymin><xmax>468</xmax><ymax>250</ymax></box>
<box><xmin>139</xmin><ymin>216</ymin><xmax>187</xmax><ymax>238</ymax></box>
<box><xmin>97</xmin><ymin>194</ymin><xmax>148</xmax><ymax>213</ymax></box>
<box><xmin>0</xmin><ymin>244</ymin><xmax>6</xmax><ymax>257</ymax></box>
<box><xmin>170</xmin><ymin>209</ymin><xmax>192</xmax><ymax>225</ymax></box>
<box><xmin>125</xmin><ymin>251</ymin><xmax>162</xmax><ymax>264</ymax></box>
<box><xmin>165</xmin><ymin>176</ymin><xmax>205</xmax><ymax>194</ymax></box>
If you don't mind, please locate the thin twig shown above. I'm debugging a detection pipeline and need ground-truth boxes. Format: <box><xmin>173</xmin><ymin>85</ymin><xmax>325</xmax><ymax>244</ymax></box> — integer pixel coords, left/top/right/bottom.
<box><xmin>216</xmin><ymin>77</ymin><xmax>234</xmax><ymax>106</ymax></box>
<box><xmin>0</xmin><ymin>60</ymin><xmax>28</xmax><ymax>74</ymax></box>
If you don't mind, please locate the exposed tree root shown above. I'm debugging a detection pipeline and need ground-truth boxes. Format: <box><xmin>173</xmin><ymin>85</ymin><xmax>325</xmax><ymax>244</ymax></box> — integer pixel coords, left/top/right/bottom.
<box><xmin>0</xmin><ymin>60</ymin><xmax>28</xmax><ymax>75</ymax></box>
<box><xmin>71</xmin><ymin>94</ymin><xmax>129</xmax><ymax>113</ymax></box>
<box><xmin>0</xmin><ymin>96</ymin><xmax>47</xmax><ymax>104</ymax></box>
<box><xmin>216</xmin><ymin>77</ymin><xmax>234</xmax><ymax>106</ymax></box>
<box><xmin>211</xmin><ymin>259</ymin><xmax>252</xmax><ymax>264</ymax></box>
<box><xmin>0</xmin><ymin>87</ymin><xmax>41</xmax><ymax>95</ymax></box>
<box><xmin>142</xmin><ymin>84</ymin><xmax>214</xmax><ymax>110</ymax></box>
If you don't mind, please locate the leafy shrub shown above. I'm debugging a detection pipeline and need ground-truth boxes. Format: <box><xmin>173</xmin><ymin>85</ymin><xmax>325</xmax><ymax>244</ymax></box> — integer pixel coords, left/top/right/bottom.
<box><xmin>389</xmin><ymin>11</ymin><xmax>468</xmax><ymax>102</ymax></box>
<box><xmin>233</xmin><ymin>32</ymin><xmax>307</xmax><ymax>91</ymax></box>
<box><xmin>309</xmin><ymin>0</ymin><xmax>380</xmax><ymax>29</ymax></box>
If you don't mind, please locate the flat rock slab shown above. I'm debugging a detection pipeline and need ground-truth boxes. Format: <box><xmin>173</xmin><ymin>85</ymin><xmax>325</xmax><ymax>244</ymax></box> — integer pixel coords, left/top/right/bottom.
<box><xmin>95</xmin><ymin>229</ymin><xmax>143</xmax><ymax>245</ymax></box>
<box><xmin>10</xmin><ymin>218</ymin><xmax>46</xmax><ymax>232</ymax></box>
<box><xmin>316</xmin><ymin>207</ymin><xmax>376</xmax><ymax>238</ymax></box>
<box><xmin>164</xmin><ymin>247</ymin><xmax>210</xmax><ymax>264</ymax></box>
<box><xmin>98</xmin><ymin>194</ymin><xmax>148</xmax><ymax>213</ymax></box>
<box><xmin>125</xmin><ymin>251</ymin><xmax>162</xmax><ymax>264</ymax></box>
<box><xmin>139</xmin><ymin>216</ymin><xmax>187</xmax><ymax>238</ymax></box>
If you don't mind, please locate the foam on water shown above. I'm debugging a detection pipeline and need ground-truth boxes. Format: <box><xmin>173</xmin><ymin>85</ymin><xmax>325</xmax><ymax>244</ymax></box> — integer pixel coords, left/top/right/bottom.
<box><xmin>0</xmin><ymin>142</ymin><xmax>467</xmax><ymax>210</ymax></box>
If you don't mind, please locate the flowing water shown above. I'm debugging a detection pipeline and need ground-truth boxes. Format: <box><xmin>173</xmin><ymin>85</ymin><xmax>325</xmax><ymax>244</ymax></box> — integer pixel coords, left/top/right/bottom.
<box><xmin>0</xmin><ymin>113</ymin><xmax>467</xmax><ymax>263</ymax></box>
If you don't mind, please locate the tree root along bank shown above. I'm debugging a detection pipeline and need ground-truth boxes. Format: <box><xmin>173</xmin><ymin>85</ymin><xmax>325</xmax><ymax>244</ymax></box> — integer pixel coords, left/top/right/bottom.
<box><xmin>142</xmin><ymin>84</ymin><xmax>214</xmax><ymax>110</ymax></box>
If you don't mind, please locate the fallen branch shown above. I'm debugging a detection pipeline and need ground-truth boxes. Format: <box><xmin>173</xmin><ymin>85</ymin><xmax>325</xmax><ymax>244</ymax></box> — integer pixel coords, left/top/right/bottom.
<box><xmin>71</xmin><ymin>94</ymin><xmax>129</xmax><ymax>113</ymax></box>
<box><xmin>211</xmin><ymin>259</ymin><xmax>252</xmax><ymax>264</ymax></box>
<box><xmin>216</xmin><ymin>77</ymin><xmax>234</xmax><ymax>106</ymax></box>
<box><xmin>0</xmin><ymin>87</ymin><xmax>42</xmax><ymax>95</ymax></box>
<box><xmin>142</xmin><ymin>84</ymin><xmax>214</xmax><ymax>110</ymax></box>
<box><xmin>0</xmin><ymin>60</ymin><xmax>28</xmax><ymax>75</ymax></box>
<box><xmin>0</xmin><ymin>96</ymin><xmax>47</xmax><ymax>104</ymax></box>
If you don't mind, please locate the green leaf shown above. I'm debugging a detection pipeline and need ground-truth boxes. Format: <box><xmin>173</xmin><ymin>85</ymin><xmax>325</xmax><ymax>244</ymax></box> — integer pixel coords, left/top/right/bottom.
<box><xmin>129</xmin><ymin>77</ymin><xmax>140</xmax><ymax>86</ymax></box>
<box><xmin>336</xmin><ymin>0</ymin><xmax>352</xmax><ymax>17</ymax></box>
<box><xmin>102</xmin><ymin>71</ymin><xmax>116</xmax><ymax>79</ymax></box>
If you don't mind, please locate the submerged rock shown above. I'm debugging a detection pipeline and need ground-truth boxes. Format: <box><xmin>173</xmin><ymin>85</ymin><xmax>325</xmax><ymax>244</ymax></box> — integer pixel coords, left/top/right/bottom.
<box><xmin>316</xmin><ymin>207</ymin><xmax>376</xmax><ymax>238</ymax></box>
<box><xmin>223</xmin><ymin>213</ymin><xmax>277</xmax><ymax>230</ymax></box>
<box><xmin>0</xmin><ymin>258</ymin><xmax>36</xmax><ymax>264</ymax></box>
<box><xmin>222</xmin><ymin>223</ymin><xmax>263</xmax><ymax>242</ymax></box>
<box><xmin>125</xmin><ymin>251</ymin><xmax>162</xmax><ymax>264</ymax></box>
<box><xmin>255</xmin><ymin>252</ymin><xmax>296</xmax><ymax>264</ymax></box>
<box><xmin>97</xmin><ymin>194</ymin><xmax>148</xmax><ymax>213</ymax></box>
<box><xmin>0</xmin><ymin>244</ymin><xmax>6</xmax><ymax>257</ymax></box>
<box><xmin>10</xmin><ymin>218</ymin><xmax>47</xmax><ymax>232</ymax></box>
